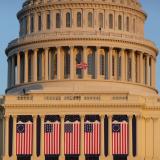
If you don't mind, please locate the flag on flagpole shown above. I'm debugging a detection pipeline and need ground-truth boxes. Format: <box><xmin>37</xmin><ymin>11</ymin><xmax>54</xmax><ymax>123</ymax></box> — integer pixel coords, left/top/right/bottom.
<box><xmin>76</xmin><ymin>62</ymin><xmax>88</xmax><ymax>70</ymax></box>
<box><xmin>112</xmin><ymin>120</ymin><xmax>129</xmax><ymax>155</ymax></box>
<box><xmin>64</xmin><ymin>121</ymin><xmax>80</xmax><ymax>155</ymax></box>
<box><xmin>44</xmin><ymin>121</ymin><xmax>60</xmax><ymax>155</ymax></box>
<box><xmin>84</xmin><ymin>121</ymin><xmax>100</xmax><ymax>155</ymax></box>
<box><xmin>16</xmin><ymin>121</ymin><xmax>33</xmax><ymax>155</ymax></box>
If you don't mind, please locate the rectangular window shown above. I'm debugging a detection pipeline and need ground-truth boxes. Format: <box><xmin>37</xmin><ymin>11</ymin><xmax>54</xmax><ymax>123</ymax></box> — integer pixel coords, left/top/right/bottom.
<box><xmin>47</xmin><ymin>13</ymin><xmax>51</xmax><ymax>29</ymax></box>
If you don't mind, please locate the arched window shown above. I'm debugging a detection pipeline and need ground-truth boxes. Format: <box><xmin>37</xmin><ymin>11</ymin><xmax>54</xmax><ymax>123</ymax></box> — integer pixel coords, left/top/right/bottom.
<box><xmin>126</xmin><ymin>16</ymin><xmax>129</xmax><ymax>32</ymax></box>
<box><xmin>50</xmin><ymin>50</ymin><xmax>57</xmax><ymax>80</ymax></box>
<box><xmin>118</xmin><ymin>15</ymin><xmax>122</xmax><ymax>30</ymax></box>
<box><xmin>56</xmin><ymin>13</ymin><xmax>61</xmax><ymax>28</ymax></box>
<box><xmin>100</xmin><ymin>54</ymin><xmax>105</xmax><ymax>75</ymax></box>
<box><xmin>66</xmin><ymin>12</ymin><xmax>71</xmax><ymax>27</ymax></box>
<box><xmin>109</xmin><ymin>14</ymin><xmax>113</xmax><ymax>29</ymax></box>
<box><xmin>28</xmin><ymin>51</ymin><xmax>34</xmax><ymax>82</ymax></box>
<box><xmin>76</xmin><ymin>49</ymin><xmax>82</xmax><ymax>78</ymax></box>
<box><xmin>99</xmin><ymin>13</ymin><xmax>103</xmax><ymax>28</ymax></box>
<box><xmin>30</xmin><ymin>14</ymin><xmax>34</xmax><ymax>33</ymax></box>
<box><xmin>88</xmin><ymin>12</ymin><xmax>93</xmax><ymax>27</ymax></box>
<box><xmin>77</xmin><ymin>12</ymin><xmax>82</xmax><ymax>27</ymax></box>
<box><xmin>133</xmin><ymin>18</ymin><xmax>136</xmax><ymax>33</ymax></box>
<box><xmin>64</xmin><ymin>51</ymin><xmax>70</xmax><ymax>79</ymax></box>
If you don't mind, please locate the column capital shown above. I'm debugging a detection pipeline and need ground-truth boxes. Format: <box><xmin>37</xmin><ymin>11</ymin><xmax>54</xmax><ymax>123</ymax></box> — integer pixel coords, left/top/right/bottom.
<box><xmin>32</xmin><ymin>115</ymin><xmax>37</xmax><ymax>119</ymax></box>
<box><xmin>4</xmin><ymin>114</ymin><xmax>10</xmax><ymax>119</ymax></box>
<box><xmin>100</xmin><ymin>114</ymin><xmax>105</xmax><ymax>119</ymax></box>
<box><xmin>128</xmin><ymin>114</ymin><xmax>133</xmax><ymax>119</ymax></box>
<box><xmin>34</xmin><ymin>48</ymin><xmax>39</xmax><ymax>52</ymax></box>
<box><xmin>83</xmin><ymin>46</ymin><xmax>88</xmax><ymax>50</ymax></box>
<box><xmin>44</xmin><ymin>47</ymin><xmax>49</xmax><ymax>51</ymax></box>
<box><xmin>40</xmin><ymin>115</ymin><xmax>46</xmax><ymax>119</ymax></box>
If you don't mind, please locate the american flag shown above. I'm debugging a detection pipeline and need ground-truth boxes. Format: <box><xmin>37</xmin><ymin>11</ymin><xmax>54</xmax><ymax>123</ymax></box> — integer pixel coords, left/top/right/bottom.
<box><xmin>16</xmin><ymin>122</ymin><xmax>33</xmax><ymax>155</ymax></box>
<box><xmin>112</xmin><ymin>120</ymin><xmax>129</xmax><ymax>155</ymax></box>
<box><xmin>44</xmin><ymin>121</ymin><xmax>60</xmax><ymax>155</ymax></box>
<box><xmin>84</xmin><ymin>121</ymin><xmax>100</xmax><ymax>155</ymax></box>
<box><xmin>76</xmin><ymin>62</ymin><xmax>88</xmax><ymax>70</ymax></box>
<box><xmin>64</xmin><ymin>122</ymin><xmax>80</xmax><ymax>155</ymax></box>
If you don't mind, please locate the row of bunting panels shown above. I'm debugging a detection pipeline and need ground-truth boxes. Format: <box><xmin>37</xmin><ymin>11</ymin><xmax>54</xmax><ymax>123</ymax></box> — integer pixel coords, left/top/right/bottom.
<box><xmin>9</xmin><ymin>115</ymin><xmax>134</xmax><ymax>160</ymax></box>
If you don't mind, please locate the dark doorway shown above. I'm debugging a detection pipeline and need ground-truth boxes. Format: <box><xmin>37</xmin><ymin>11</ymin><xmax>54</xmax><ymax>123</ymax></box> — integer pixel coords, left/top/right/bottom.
<box><xmin>45</xmin><ymin>156</ymin><xmax>59</xmax><ymax>160</ymax></box>
<box><xmin>113</xmin><ymin>155</ymin><xmax>127</xmax><ymax>160</ymax></box>
<box><xmin>17</xmin><ymin>156</ymin><xmax>31</xmax><ymax>160</ymax></box>
<box><xmin>65</xmin><ymin>155</ymin><xmax>79</xmax><ymax>160</ymax></box>
<box><xmin>85</xmin><ymin>156</ymin><xmax>99</xmax><ymax>160</ymax></box>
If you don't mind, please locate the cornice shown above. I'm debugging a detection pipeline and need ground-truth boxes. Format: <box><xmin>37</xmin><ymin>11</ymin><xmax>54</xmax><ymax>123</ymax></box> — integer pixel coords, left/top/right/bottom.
<box><xmin>6</xmin><ymin>34</ymin><xmax>158</xmax><ymax>57</ymax></box>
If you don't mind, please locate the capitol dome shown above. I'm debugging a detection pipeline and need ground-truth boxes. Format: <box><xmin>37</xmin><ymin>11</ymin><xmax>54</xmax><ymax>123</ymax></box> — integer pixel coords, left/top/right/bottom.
<box><xmin>2</xmin><ymin>1</ymin><xmax>160</xmax><ymax>160</ymax></box>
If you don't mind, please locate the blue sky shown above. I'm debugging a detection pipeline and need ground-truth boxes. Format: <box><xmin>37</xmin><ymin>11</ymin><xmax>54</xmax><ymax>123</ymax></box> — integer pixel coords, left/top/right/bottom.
<box><xmin>0</xmin><ymin>0</ymin><xmax>160</xmax><ymax>94</ymax></box>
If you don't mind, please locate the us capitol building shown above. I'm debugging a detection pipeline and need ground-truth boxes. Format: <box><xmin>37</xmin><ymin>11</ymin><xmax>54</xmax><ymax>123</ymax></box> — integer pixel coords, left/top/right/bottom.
<box><xmin>0</xmin><ymin>0</ymin><xmax>160</xmax><ymax>160</ymax></box>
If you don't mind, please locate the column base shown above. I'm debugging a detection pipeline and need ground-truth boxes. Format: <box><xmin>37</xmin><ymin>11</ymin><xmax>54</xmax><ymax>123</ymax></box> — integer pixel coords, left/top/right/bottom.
<box><xmin>99</xmin><ymin>156</ymin><xmax>106</xmax><ymax>160</ymax></box>
<box><xmin>79</xmin><ymin>155</ymin><xmax>85</xmax><ymax>160</ymax></box>
<box><xmin>38</xmin><ymin>155</ymin><xmax>45</xmax><ymax>160</ymax></box>
<box><xmin>3</xmin><ymin>156</ymin><xmax>10</xmax><ymax>160</ymax></box>
<box><xmin>59</xmin><ymin>155</ymin><xmax>65</xmax><ymax>160</ymax></box>
<box><xmin>106</xmin><ymin>155</ymin><xmax>113</xmax><ymax>160</ymax></box>
<box><xmin>31</xmin><ymin>156</ymin><xmax>38</xmax><ymax>160</ymax></box>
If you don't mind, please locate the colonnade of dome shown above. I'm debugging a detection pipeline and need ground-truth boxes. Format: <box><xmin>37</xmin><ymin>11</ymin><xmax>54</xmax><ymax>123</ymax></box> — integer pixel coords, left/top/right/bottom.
<box><xmin>7</xmin><ymin>46</ymin><xmax>156</xmax><ymax>90</ymax></box>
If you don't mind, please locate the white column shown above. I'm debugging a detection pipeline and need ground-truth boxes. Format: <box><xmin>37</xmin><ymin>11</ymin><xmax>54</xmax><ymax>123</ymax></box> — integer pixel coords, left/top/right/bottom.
<box><xmin>145</xmin><ymin>117</ymin><xmax>153</xmax><ymax>159</ymax></box>
<box><xmin>140</xmin><ymin>52</ymin><xmax>144</xmax><ymax>84</ymax></box>
<box><xmin>109</xmin><ymin>48</ymin><xmax>113</xmax><ymax>80</ymax></box>
<box><xmin>83</xmin><ymin>46</ymin><xmax>88</xmax><ymax>79</ymax></box>
<box><xmin>60</xmin><ymin>115</ymin><xmax>65</xmax><ymax>160</ymax></box>
<box><xmin>12</xmin><ymin>115</ymin><xmax>17</xmax><ymax>158</ymax></box>
<box><xmin>95</xmin><ymin>47</ymin><xmax>100</xmax><ymax>79</ymax></box>
<box><xmin>25</xmin><ymin>50</ymin><xmax>28</xmax><ymax>83</ymax></box>
<box><xmin>151</xmin><ymin>57</ymin><xmax>156</xmax><ymax>88</ymax></box>
<box><xmin>57</xmin><ymin>47</ymin><xmax>61</xmax><ymax>80</ymax></box>
<box><xmin>17</xmin><ymin>51</ymin><xmax>21</xmax><ymax>84</ymax></box>
<box><xmin>44</xmin><ymin>48</ymin><xmax>49</xmax><ymax>81</ymax></box>
<box><xmin>11</xmin><ymin>56</ymin><xmax>15</xmax><ymax>86</ymax></box>
<box><xmin>34</xmin><ymin>49</ymin><xmax>38</xmax><ymax>82</ymax></box>
<box><xmin>70</xmin><ymin>46</ymin><xmax>75</xmax><ymax>80</ymax></box>
<box><xmin>108</xmin><ymin>115</ymin><xmax>112</xmax><ymax>158</ymax></box>
<box><xmin>79</xmin><ymin>115</ymin><xmax>85</xmax><ymax>160</ymax></box>
<box><xmin>4</xmin><ymin>115</ymin><xmax>9</xmax><ymax>159</ymax></box>
<box><xmin>146</xmin><ymin>54</ymin><xmax>150</xmax><ymax>85</ymax></box>
<box><xmin>137</xmin><ymin>115</ymin><xmax>143</xmax><ymax>159</ymax></box>
<box><xmin>32</xmin><ymin>115</ymin><xmax>37</xmax><ymax>159</ymax></box>
<box><xmin>121</xmin><ymin>48</ymin><xmax>125</xmax><ymax>81</ymax></box>
<box><xmin>131</xmin><ymin>50</ymin><xmax>135</xmax><ymax>82</ymax></box>
<box><xmin>40</xmin><ymin>115</ymin><xmax>45</xmax><ymax>159</ymax></box>
<box><xmin>100</xmin><ymin>115</ymin><xmax>105</xmax><ymax>158</ymax></box>
<box><xmin>129</xmin><ymin>115</ymin><xmax>133</xmax><ymax>158</ymax></box>
<box><xmin>141</xmin><ymin>116</ymin><xmax>146</xmax><ymax>159</ymax></box>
